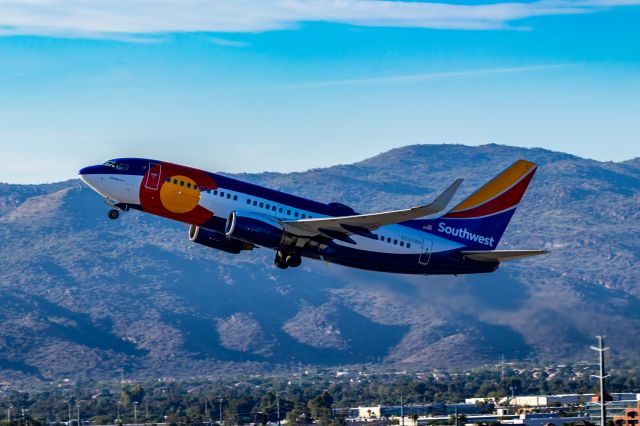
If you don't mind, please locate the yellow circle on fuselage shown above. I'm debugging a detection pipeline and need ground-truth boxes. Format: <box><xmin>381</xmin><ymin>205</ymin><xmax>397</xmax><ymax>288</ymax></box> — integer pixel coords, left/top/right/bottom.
<box><xmin>159</xmin><ymin>175</ymin><xmax>201</xmax><ymax>214</ymax></box>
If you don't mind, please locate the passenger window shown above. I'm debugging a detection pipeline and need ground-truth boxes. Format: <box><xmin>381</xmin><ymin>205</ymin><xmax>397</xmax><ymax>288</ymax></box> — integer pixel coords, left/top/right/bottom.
<box><xmin>194</xmin><ymin>185</ymin><xmax>198</xmax><ymax>190</ymax></box>
<box><xmin>287</xmin><ymin>210</ymin><xmax>291</xmax><ymax>215</ymax></box>
<box><xmin>187</xmin><ymin>183</ymin><xmax>191</xmax><ymax>188</ymax></box>
<box><xmin>247</xmin><ymin>199</ymin><xmax>251</xmax><ymax>205</ymax></box>
<box><xmin>173</xmin><ymin>179</ymin><xmax>178</xmax><ymax>184</ymax></box>
<box><xmin>233</xmin><ymin>195</ymin><xmax>238</xmax><ymax>201</ymax></box>
<box><xmin>407</xmin><ymin>243</ymin><xmax>411</xmax><ymax>248</ymax></box>
<box><xmin>387</xmin><ymin>237</ymin><xmax>392</xmax><ymax>243</ymax></box>
<box><xmin>166</xmin><ymin>177</ymin><xmax>171</xmax><ymax>183</ymax></box>
<box><xmin>259</xmin><ymin>202</ymin><xmax>264</xmax><ymax>208</ymax></box>
<box><xmin>393</xmin><ymin>239</ymin><xmax>398</xmax><ymax>245</ymax></box>
<box><xmin>207</xmin><ymin>189</ymin><xmax>211</xmax><ymax>194</ymax></box>
<box><xmin>272</xmin><ymin>206</ymin><xmax>277</xmax><ymax>211</ymax></box>
<box><xmin>227</xmin><ymin>194</ymin><xmax>231</xmax><ymax>199</ymax></box>
<box><xmin>253</xmin><ymin>201</ymin><xmax>257</xmax><ymax>206</ymax></box>
<box><xmin>279</xmin><ymin>207</ymin><xmax>283</xmax><ymax>213</ymax></box>
<box><xmin>294</xmin><ymin>212</ymin><xmax>299</xmax><ymax>217</ymax></box>
<box><xmin>265</xmin><ymin>204</ymin><xmax>270</xmax><ymax>209</ymax></box>
<box><xmin>180</xmin><ymin>181</ymin><xmax>184</xmax><ymax>186</ymax></box>
<box><xmin>220</xmin><ymin>192</ymin><xmax>224</xmax><ymax>197</ymax></box>
<box><xmin>301</xmin><ymin>214</ymin><xmax>306</xmax><ymax>218</ymax></box>
<box><xmin>400</xmin><ymin>241</ymin><xmax>404</xmax><ymax>247</ymax></box>
<box><xmin>213</xmin><ymin>190</ymin><xmax>218</xmax><ymax>195</ymax></box>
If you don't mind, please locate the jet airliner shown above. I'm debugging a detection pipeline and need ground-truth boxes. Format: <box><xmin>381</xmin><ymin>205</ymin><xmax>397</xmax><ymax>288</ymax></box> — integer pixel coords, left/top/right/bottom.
<box><xmin>78</xmin><ymin>158</ymin><xmax>547</xmax><ymax>274</ymax></box>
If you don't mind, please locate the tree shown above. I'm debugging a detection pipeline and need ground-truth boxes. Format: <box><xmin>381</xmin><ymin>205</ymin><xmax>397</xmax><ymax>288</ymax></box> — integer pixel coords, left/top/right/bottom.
<box><xmin>308</xmin><ymin>391</ymin><xmax>334</xmax><ymax>424</ymax></box>
<box><xmin>121</xmin><ymin>385</ymin><xmax>145</xmax><ymax>407</ymax></box>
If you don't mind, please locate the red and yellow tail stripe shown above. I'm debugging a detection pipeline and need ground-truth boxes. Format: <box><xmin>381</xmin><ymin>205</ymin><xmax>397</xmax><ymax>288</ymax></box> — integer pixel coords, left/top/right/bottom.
<box><xmin>443</xmin><ymin>160</ymin><xmax>537</xmax><ymax>219</ymax></box>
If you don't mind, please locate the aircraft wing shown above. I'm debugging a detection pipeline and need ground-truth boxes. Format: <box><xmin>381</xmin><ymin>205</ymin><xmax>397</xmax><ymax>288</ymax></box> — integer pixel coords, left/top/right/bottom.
<box><xmin>461</xmin><ymin>250</ymin><xmax>549</xmax><ymax>262</ymax></box>
<box><xmin>282</xmin><ymin>179</ymin><xmax>463</xmax><ymax>242</ymax></box>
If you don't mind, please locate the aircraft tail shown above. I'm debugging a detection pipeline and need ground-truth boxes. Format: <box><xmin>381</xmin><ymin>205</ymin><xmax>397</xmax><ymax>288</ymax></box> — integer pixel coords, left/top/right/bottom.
<box><xmin>419</xmin><ymin>159</ymin><xmax>538</xmax><ymax>249</ymax></box>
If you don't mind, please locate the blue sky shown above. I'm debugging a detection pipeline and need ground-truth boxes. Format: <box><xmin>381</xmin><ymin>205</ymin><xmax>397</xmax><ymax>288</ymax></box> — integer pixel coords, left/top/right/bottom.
<box><xmin>0</xmin><ymin>0</ymin><xmax>638</xmax><ymax>183</ymax></box>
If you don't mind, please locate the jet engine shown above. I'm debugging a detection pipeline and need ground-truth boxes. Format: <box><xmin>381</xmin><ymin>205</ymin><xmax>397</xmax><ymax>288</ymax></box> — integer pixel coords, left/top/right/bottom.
<box><xmin>225</xmin><ymin>211</ymin><xmax>284</xmax><ymax>248</ymax></box>
<box><xmin>188</xmin><ymin>225</ymin><xmax>253</xmax><ymax>254</ymax></box>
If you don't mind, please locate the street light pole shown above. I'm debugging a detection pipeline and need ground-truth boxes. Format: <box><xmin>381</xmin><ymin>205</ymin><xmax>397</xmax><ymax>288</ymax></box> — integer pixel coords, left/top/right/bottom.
<box><xmin>67</xmin><ymin>403</ymin><xmax>71</xmax><ymax>426</ymax></box>
<box><xmin>218</xmin><ymin>398</ymin><xmax>223</xmax><ymax>425</ymax></box>
<box><xmin>591</xmin><ymin>336</ymin><xmax>610</xmax><ymax>426</ymax></box>
<box><xmin>76</xmin><ymin>404</ymin><xmax>79</xmax><ymax>426</ymax></box>
<box><xmin>134</xmin><ymin>402</ymin><xmax>138</xmax><ymax>426</ymax></box>
<box><xmin>276</xmin><ymin>393</ymin><xmax>281</xmax><ymax>426</ymax></box>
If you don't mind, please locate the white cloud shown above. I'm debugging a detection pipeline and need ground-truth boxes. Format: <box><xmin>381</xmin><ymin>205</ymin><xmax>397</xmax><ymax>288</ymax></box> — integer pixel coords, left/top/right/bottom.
<box><xmin>0</xmin><ymin>0</ymin><xmax>638</xmax><ymax>39</ymax></box>
<box><xmin>208</xmin><ymin>36</ymin><xmax>248</xmax><ymax>47</ymax></box>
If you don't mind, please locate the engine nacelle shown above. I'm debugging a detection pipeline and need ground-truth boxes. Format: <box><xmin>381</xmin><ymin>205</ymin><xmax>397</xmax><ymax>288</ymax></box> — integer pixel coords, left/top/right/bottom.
<box><xmin>225</xmin><ymin>211</ymin><xmax>284</xmax><ymax>249</ymax></box>
<box><xmin>188</xmin><ymin>225</ymin><xmax>253</xmax><ymax>254</ymax></box>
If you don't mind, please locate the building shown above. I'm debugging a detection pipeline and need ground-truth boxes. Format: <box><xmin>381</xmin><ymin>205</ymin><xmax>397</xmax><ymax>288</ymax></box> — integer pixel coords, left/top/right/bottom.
<box><xmin>467</xmin><ymin>394</ymin><xmax>640</xmax><ymax>409</ymax></box>
<box><xmin>357</xmin><ymin>403</ymin><xmax>483</xmax><ymax>419</ymax></box>
<box><xmin>586</xmin><ymin>395</ymin><xmax>640</xmax><ymax>425</ymax></box>
<box><xmin>500</xmin><ymin>413</ymin><xmax>590</xmax><ymax>426</ymax></box>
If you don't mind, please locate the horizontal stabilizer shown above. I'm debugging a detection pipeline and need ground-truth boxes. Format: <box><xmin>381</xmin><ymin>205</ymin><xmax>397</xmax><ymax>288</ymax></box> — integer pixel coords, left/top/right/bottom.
<box><xmin>461</xmin><ymin>250</ymin><xmax>549</xmax><ymax>262</ymax></box>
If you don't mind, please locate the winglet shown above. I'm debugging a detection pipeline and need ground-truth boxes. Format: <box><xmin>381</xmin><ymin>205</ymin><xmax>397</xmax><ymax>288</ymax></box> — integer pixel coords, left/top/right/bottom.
<box><xmin>425</xmin><ymin>178</ymin><xmax>464</xmax><ymax>215</ymax></box>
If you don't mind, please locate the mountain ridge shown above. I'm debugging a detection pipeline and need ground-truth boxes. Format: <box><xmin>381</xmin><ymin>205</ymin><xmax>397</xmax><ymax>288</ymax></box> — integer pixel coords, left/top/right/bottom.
<box><xmin>1</xmin><ymin>143</ymin><xmax>639</xmax><ymax>383</ymax></box>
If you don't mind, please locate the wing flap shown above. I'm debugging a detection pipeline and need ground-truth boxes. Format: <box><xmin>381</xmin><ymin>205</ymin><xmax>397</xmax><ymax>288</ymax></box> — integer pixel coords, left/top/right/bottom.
<box><xmin>282</xmin><ymin>178</ymin><xmax>463</xmax><ymax>239</ymax></box>
<box><xmin>461</xmin><ymin>250</ymin><xmax>549</xmax><ymax>262</ymax></box>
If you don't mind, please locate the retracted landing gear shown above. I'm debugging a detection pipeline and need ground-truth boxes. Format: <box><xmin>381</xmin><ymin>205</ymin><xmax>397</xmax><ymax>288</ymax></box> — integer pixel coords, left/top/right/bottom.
<box><xmin>107</xmin><ymin>209</ymin><xmax>120</xmax><ymax>220</ymax></box>
<box><xmin>274</xmin><ymin>250</ymin><xmax>302</xmax><ymax>269</ymax></box>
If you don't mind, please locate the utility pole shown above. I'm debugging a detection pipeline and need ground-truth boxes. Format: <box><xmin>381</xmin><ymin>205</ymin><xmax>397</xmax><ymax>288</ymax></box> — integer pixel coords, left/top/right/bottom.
<box><xmin>7</xmin><ymin>405</ymin><xmax>12</xmax><ymax>425</ymax></box>
<box><xmin>134</xmin><ymin>402</ymin><xmax>138</xmax><ymax>426</ymax></box>
<box><xmin>146</xmin><ymin>400</ymin><xmax>149</xmax><ymax>425</ymax></box>
<box><xmin>276</xmin><ymin>393</ymin><xmax>281</xmax><ymax>426</ymax></box>
<box><xmin>76</xmin><ymin>404</ymin><xmax>79</xmax><ymax>426</ymax></box>
<box><xmin>205</xmin><ymin>399</ymin><xmax>209</xmax><ymax>425</ymax></box>
<box><xmin>218</xmin><ymin>398</ymin><xmax>223</xmax><ymax>425</ymax></box>
<box><xmin>591</xmin><ymin>336</ymin><xmax>610</xmax><ymax>426</ymax></box>
<box><xmin>400</xmin><ymin>392</ymin><xmax>404</xmax><ymax>426</ymax></box>
<box><xmin>68</xmin><ymin>403</ymin><xmax>71</xmax><ymax>426</ymax></box>
<box><xmin>455</xmin><ymin>406</ymin><xmax>459</xmax><ymax>426</ymax></box>
<box><xmin>298</xmin><ymin>361</ymin><xmax>302</xmax><ymax>387</ymax></box>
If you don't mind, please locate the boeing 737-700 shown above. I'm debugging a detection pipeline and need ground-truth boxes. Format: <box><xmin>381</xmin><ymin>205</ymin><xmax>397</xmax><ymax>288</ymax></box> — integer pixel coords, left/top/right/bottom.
<box><xmin>78</xmin><ymin>158</ymin><xmax>547</xmax><ymax>274</ymax></box>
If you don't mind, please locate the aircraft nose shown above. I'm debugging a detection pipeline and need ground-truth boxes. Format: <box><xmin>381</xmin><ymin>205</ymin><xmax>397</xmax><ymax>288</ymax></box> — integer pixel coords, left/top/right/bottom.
<box><xmin>78</xmin><ymin>165</ymin><xmax>104</xmax><ymax>189</ymax></box>
<box><xmin>79</xmin><ymin>165</ymin><xmax>100</xmax><ymax>176</ymax></box>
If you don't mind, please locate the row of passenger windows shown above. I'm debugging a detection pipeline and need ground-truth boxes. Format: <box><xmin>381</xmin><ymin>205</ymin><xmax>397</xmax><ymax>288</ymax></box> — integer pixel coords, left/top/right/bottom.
<box><xmin>163</xmin><ymin>178</ymin><xmax>412</xmax><ymax>248</ymax></box>
<box><xmin>165</xmin><ymin>178</ymin><xmax>238</xmax><ymax>201</ymax></box>
<box><xmin>375</xmin><ymin>234</ymin><xmax>411</xmax><ymax>248</ymax></box>
<box><xmin>164</xmin><ymin>178</ymin><xmax>412</xmax><ymax>248</ymax></box>
<box><xmin>245</xmin><ymin>198</ymin><xmax>313</xmax><ymax>219</ymax></box>
<box><xmin>164</xmin><ymin>177</ymin><xmax>313</xmax><ymax>218</ymax></box>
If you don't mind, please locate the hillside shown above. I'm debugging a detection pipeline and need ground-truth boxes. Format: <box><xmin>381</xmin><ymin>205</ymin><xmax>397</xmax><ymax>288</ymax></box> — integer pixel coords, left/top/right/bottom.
<box><xmin>0</xmin><ymin>144</ymin><xmax>639</xmax><ymax>383</ymax></box>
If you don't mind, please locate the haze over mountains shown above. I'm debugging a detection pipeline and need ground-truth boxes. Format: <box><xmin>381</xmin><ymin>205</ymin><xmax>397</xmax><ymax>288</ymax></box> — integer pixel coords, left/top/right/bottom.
<box><xmin>1</xmin><ymin>144</ymin><xmax>639</xmax><ymax>383</ymax></box>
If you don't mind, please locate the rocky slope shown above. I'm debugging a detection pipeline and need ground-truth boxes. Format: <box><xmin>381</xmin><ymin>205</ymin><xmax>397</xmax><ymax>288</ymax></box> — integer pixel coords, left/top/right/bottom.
<box><xmin>0</xmin><ymin>144</ymin><xmax>638</xmax><ymax>382</ymax></box>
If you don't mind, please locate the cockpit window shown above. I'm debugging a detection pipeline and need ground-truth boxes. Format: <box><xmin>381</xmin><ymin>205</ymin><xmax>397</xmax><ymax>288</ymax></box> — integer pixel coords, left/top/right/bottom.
<box><xmin>102</xmin><ymin>161</ymin><xmax>129</xmax><ymax>171</ymax></box>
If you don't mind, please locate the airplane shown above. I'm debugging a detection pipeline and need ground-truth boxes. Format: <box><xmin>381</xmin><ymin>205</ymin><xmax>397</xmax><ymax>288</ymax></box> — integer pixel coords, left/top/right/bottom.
<box><xmin>78</xmin><ymin>158</ymin><xmax>548</xmax><ymax>275</ymax></box>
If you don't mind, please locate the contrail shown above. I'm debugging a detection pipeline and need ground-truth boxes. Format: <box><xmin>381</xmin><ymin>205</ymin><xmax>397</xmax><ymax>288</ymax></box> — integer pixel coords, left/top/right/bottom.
<box><xmin>263</xmin><ymin>64</ymin><xmax>570</xmax><ymax>91</ymax></box>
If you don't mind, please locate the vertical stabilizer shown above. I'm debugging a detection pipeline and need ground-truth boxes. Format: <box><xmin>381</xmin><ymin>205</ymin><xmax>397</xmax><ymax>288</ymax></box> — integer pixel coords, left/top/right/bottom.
<box><xmin>420</xmin><ymin>160</ymin><xmax>537</xmax><ymax>249</ymax></box>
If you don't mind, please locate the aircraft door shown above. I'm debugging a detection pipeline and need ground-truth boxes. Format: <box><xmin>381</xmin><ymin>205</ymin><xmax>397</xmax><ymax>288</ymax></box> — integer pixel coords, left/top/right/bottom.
<box><xmin>145</xmin><ymin>163</ymin><xmax>162</xmax><ymax>190</ymax></box>
<box><xmin>419</xmin><ymin>239</ymin><xmax>433</xmax><ymax>266</ymax></box>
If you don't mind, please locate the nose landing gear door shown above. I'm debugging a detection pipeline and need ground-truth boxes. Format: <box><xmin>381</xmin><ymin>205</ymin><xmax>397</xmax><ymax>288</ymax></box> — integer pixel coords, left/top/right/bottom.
<box><xmin>145</xmin><ymin>163</ymin><xmax>162</xmax><ymax>190</ymax></box>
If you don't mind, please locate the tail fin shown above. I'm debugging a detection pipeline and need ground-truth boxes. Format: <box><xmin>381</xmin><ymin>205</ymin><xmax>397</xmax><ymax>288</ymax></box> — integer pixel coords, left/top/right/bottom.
<box><xmin>421</xmin><ymin>160</ymin><xmax>537</xmax><ymax>249</ymax></box>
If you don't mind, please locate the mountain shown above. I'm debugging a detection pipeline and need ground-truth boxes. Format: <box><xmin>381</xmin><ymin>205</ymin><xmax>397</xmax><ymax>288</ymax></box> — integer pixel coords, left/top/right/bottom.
<box><xmin>1</xmin><ymin>144</ymin><xmax>639</xmax><ymax>383</ymax></box>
